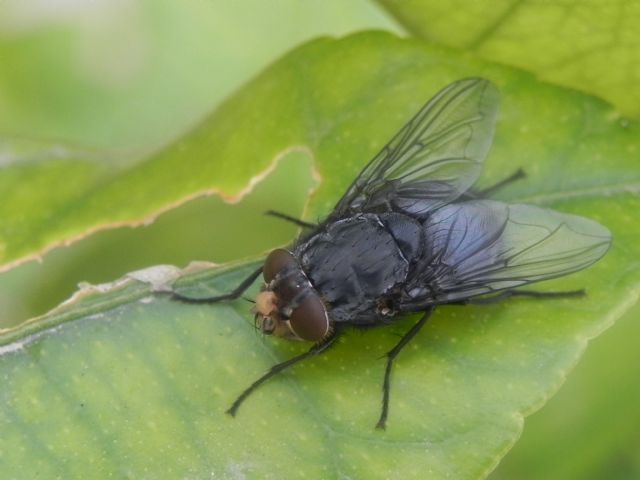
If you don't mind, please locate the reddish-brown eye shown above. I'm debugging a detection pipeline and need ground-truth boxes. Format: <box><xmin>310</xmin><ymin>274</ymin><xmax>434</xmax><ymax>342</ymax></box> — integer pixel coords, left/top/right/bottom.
<box><xmin>263</xmin><ymin>249</ymin><xmax>297</xmax><ymax>283</ymax></box>
<box><xmin>289</xmin><ymin>294</ymin><xmax>329</xmax><ymax>342</ymax></box>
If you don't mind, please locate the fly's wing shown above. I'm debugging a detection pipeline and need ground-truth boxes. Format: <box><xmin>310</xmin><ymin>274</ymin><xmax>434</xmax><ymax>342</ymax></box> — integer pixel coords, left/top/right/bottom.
<box><xmin>402</xmin><ymin>200</ymin><xmax>611</xmax><ymax>305</ymax></box>
<box><xmin>329</xmin><ymin>78</ymin><xmax>500</xmax><ymax>221</ymax></box>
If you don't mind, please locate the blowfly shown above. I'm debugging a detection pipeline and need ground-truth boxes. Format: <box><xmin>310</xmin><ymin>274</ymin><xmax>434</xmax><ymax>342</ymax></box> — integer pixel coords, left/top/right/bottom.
<box><xmin>173</xmin><ymin>78</ymin><xmax>611</xmax><ymax>429</ymax></box>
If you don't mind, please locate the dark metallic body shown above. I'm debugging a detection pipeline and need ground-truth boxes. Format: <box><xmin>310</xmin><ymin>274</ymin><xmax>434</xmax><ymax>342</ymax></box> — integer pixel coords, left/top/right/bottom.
<box><xmin>296</xmin><ymin>212</ymin><xmax>421</xmax><ymax>325</ymax></box>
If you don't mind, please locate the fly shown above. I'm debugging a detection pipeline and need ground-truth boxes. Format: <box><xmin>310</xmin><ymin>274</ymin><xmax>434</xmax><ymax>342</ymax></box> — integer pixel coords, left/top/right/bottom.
<box><xmin>173</xmin><ymin>78</ymin><xmax>611</xmax><ymax>429</ymax></box>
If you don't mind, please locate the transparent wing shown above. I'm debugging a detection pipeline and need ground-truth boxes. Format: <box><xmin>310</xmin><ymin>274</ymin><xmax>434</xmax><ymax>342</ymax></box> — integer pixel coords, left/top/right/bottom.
<box><xmin>329</xmin><ymin>78</ymin><xmax>500</xmax><ymax>220</ymax></box>
<box><xmin>402</xmin><ymin>200</ymin><xmax>611</xmax><ymax>305</ymax></box>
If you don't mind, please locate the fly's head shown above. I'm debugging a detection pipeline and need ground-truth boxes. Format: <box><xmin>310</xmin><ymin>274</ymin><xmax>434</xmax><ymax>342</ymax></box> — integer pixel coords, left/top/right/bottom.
<box><xmin>254</xmin><ymin>249</ymin><xmax>329</xmax><ymax>342</ymax></box>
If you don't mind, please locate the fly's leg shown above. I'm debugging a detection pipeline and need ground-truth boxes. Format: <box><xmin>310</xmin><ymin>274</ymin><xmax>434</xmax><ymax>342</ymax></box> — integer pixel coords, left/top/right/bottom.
<box><xmin>265</xmin><ymin>210</ymin><xmax>316</xmax><ymax>229</ymax></box>
<box><xmin>476</xmin><ymin>168</ymin><xmax>526</xmax><ymax>197</ymax></box>
<box><xmin>171</xmin><ymin>266</ymin><xmax>263</xmax><ymax>304</ymax></box>
<box><xmin>227</xmin><ymin>328</ymin><xmax>341</xmax><ymax>416</ymax></box>
<box><xmin>377</xmin><ymin>307</ymin><xmax>434</xmax><ymax>430</ymax></box>
<box><xmin>455</xmin><ymin>289</ymin><xmax>586</xmax><ymax>305</ymax></box>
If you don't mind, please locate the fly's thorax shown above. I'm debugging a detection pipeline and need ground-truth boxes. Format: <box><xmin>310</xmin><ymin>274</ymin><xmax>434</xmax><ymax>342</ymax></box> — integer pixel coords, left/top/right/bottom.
<box><xmin>254</xmin><ymin>249</ymin><xmax>329</xmax><ymax>342</ymax></box>
<box><xmin>293</xmin><ymin>213</ymin><xmax>419</xmax><ymax>324</ymax></box>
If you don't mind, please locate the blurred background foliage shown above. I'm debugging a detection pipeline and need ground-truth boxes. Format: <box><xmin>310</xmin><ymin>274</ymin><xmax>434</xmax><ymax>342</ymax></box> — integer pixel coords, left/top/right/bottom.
<box><xmin>0</xmin><ymin>1</ymin><xmax>637</xmax><ymax>479</ymax></box>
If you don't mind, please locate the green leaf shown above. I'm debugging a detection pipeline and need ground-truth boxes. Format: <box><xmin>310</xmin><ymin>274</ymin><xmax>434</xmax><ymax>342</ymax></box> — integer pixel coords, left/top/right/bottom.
<box><xmin>1</xmin><ymin>31</ymin><xmax>639</xmax><ymax>478</ymax></box>
<box><xmin>490</xmin><ymin>303</ymin><xmax>640</xmax><ymax>480</ymax></box>
<box><xmin>0</xmin><ymin>150</ymin><xmax>316</xmax><ymax>326</ymax></box>
<box><xmin>377</xmin><ymin>0</ymin><xmax>640</xmax><ymax>118</ymax></box>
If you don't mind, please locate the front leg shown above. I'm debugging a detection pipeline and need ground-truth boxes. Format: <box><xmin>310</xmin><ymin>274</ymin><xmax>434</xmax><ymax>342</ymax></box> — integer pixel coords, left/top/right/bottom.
<box><xmin>172</xmin><ymin>266</ymin><xmax>263</xmax><ymax>304</ymax></box>
<box><xmin>227</xmin><ymin>327</ymin><xmax>342</xmax><ymax>416</ymax></box>
<box><xmin>449</xmin><ymin>289</ymin><xmax>586</xmax><ymax>306</ymax></box>
<box><xmin>377</xmin><ymin>307</ymin><xmax>435</xmax><ymax>429</ymax></box>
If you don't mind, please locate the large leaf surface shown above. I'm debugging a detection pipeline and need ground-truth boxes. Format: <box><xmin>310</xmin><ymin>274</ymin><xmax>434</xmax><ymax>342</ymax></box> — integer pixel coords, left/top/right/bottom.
<box><xmin>0</xmin><ymin>32</ymin><xmax>638</xmax><ymax>479</ymax></box>
<box><xmin>378</xmin><ymin>0</ymin><xmax>640</xmax><ymax>118</ymax></box>
<box><xmin>491</xmin><ymin>302</ymin><xmax>640</xmax><ymax>480</ymax></box>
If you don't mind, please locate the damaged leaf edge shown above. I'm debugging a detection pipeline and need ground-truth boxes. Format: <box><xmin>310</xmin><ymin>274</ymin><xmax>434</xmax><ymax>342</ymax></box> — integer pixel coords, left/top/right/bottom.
<box><xmin>0</xmin><ymin>259</ymin><xmax>261</xmax><ymax>349</ymax></box>
<box><xmin>0</xmin><ymin>145</ymin><xmax>318</xmax><ymax>274</ymax></box>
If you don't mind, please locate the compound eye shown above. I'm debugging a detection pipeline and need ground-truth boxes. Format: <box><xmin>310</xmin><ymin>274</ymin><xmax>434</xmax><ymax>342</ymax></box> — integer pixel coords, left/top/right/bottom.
<box><xmin>289</xmin><ymin>294</ymin><xmax>329</xmax><ymax>342</ymax></box>
<box><xmin>263</xmin><ymin>249</ymin><xmax>297</xmax><ymax>283</ymax></box>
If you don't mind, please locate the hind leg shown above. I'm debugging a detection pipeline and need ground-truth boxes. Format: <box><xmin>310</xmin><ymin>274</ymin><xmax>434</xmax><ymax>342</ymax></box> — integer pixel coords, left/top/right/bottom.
<box><xmin>453</xmin><ymin>289</ymin><xmax>586</xmax><ymax>305</ymax></box>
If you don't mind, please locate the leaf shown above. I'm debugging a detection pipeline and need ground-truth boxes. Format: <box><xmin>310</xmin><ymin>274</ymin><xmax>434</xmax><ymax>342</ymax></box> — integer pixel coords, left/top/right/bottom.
<box><xmin>0</xmin><ymin>149</ymin><xmax>316</xmax><ymax>326</ymax></box>
<box><xmin>1</xmin><ymin>31</ymin><xmax>639</xmax><ymax>479</ymax></box>
<box><xmin>490</xmin><ymin>302</ymin><xmax>640</xmax><ymax>480</ymax></box>
<box><xmin>377</xmin><ymin>0</ymin><xmax>640</xmax><ymax>118</ymax></box>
